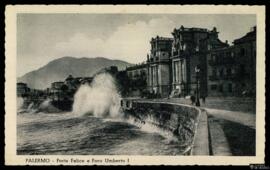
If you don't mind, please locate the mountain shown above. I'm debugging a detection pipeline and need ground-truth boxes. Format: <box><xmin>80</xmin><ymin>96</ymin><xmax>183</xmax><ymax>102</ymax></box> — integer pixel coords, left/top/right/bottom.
<box><xmin>18</xmin><ymin>56</ymin><xmax>132</xmax><ymax>89</ymax></box>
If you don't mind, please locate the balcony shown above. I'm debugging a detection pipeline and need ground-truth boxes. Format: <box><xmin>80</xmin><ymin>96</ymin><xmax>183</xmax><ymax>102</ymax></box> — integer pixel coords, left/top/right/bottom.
<box><xmin>209</xmin><ymin>74</ymin><xmax>238</xmax><ymax>81</ymax></box>
<box><xmin>208</xmin><ymin>58</ymin><xmax>235</xmax><ymax>66</ymax></box>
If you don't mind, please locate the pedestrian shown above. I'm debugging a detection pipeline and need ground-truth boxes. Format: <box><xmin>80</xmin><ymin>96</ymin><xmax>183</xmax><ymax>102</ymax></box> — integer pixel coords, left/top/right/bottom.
<box><xmin>191</xmin><ymin>95</ymin><xmax>195</xmax><ymax>105</ymax></box>
<box><xmin>202</xmin><ymin>95</ymin><xmax>206</xmax><ymax>104</ymax></box>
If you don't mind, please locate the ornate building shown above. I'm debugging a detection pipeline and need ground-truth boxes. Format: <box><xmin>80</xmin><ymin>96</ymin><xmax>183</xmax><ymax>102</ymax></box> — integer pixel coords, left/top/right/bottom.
<box><xmin>130</xmin><ymin>26</ymin><xmax>256</xmax><ymax>98</ymax></box>
<box><xmin>170</xmin><ymin>26</ymin><xmax>228</xmax><ymax>97</ymax></box>
<box><xmin>146</xmin><ymin>36</ymin><xmax>173</xmax><ymax>97</ymax></box>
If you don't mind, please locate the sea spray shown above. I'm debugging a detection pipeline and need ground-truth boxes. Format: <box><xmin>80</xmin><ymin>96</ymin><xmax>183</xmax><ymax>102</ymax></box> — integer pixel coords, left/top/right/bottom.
<box><xmin>72</xmin><ymin>73</ymin><xmax>178</xmax><ymax>142</ymax></box>
<box><xmin>72</xmin><ymin>73</ymin><xmax>122</xmax><ymax>118</ymax></box>
<box><xmin>125</xmin><ymin>115</ymin><xmax>179</xmax><ymax>143</ymax></box>
<box><xmin>26</xmin><ymin>102</ymin><xmax>38</xmax><ymax>114</ymax></box>
<box><xmin>38</xmin><ymin>99</ymin><xmax>62</xmax><ymax>113</ymax></box>
<box><xmin>17</xmin><ymin>97</ymin><xmax>24</xmax><ymax>111</ymax></box>
<box><xmin>39</xmin><ymin>99</ymin><xmax>51</xmax><ymax>109</ymax></box>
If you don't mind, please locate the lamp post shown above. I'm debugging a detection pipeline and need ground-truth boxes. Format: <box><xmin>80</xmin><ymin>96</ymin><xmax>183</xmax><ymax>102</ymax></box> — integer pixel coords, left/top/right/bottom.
<box><xmin>195</xmin><ymin>65</ymin><xmax>200</xmax><ymax>107</ymax></box>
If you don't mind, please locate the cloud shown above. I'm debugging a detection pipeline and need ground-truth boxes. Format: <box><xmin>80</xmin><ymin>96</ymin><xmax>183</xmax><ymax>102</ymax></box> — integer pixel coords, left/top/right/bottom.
<box><xmin>54</xmin><ymin>17</ymin><xmax>177</xmax><ymax>64</ymax></box>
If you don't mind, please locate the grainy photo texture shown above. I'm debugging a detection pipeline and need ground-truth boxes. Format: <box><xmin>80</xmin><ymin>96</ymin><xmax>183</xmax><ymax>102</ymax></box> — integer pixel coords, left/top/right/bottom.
<box><xmin>5</xmin><ymin>5</ymin><xmax>266</xmax><ymax>165</ymax></box>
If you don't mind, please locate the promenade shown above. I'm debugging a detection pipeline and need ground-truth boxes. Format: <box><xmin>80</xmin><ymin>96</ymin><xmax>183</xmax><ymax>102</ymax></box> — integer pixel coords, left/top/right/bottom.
<box><xmin>146</xmin><ymin>97</ymin><xmax>256</xmax><ymax>156</ymax></box>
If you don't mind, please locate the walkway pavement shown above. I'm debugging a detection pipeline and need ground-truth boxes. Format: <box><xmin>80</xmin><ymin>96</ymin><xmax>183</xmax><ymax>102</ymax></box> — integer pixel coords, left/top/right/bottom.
<box><xmin>144</xmin><ymin>97</ymin><xmax>256</xmax><ymax>156</ymax></box>
<box><xmin>204</xmin><ymin>108</ymin><xmax>255</xmax><ymax>129</ymax></box>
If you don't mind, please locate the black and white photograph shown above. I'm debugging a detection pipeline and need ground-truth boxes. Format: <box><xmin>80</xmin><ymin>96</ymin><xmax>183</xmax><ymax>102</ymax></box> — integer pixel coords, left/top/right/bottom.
<box><xmin>5</xmin><ymin>5</ymin><xmax>266</xmax><ymax>165</ymax></box>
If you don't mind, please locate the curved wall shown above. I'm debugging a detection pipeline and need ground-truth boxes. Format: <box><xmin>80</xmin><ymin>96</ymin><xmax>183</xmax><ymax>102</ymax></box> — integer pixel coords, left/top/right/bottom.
<box><xmin>121</xmin><ymin>99</ymin><xmax>209</xmax><ymax>155</ymax></box>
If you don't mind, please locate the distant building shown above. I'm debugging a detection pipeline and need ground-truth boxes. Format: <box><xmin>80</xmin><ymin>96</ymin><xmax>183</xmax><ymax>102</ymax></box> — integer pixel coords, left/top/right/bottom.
<box><xmin>146</xmin><ymin>36</ymin><xmax>173</xmax><ymax>97</ymax></box>
<box><xmin>126</xmin><ymin>63</ymin><xmax>147</xmax><ymax>80</ymax></box>
<box><xmin>98</xmin><ymin>66</ymin><xmax>119</xmax><ymax>75</ymax></box>
<box><xmin>126</xmin><ymin>63</ymin><xmax>147</xmax><ymax>96</ymax></box>
<box><xmin>65</xmin><ymin>75</ymin><xmax>83</xmax><ymax>89</ymax></box>
<box><xmin>50</xmin><ymin>81</ymin><xmax>65</xmax><ymax>92</ymax></box>
<box><xmin>50</xmin><ymin>81</ymin><xmax>65</xmax><ymax>100</ymax></box>
<box><xmin>17</xmin><ymin>82</ymin><xmax>30</xmax><ymax>97</ymax></box>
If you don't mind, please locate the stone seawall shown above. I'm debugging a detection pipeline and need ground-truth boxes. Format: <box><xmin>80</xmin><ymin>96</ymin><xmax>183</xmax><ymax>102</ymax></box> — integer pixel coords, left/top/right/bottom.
<box><xmin>19</xmin><ymin>98</ymin><xmax>72</xmax><ymax>113</ymax></box>
<box><xmin>121</xmin><ymin>99</ymin><xmax>208</xmax><ymax>155</ymax></box>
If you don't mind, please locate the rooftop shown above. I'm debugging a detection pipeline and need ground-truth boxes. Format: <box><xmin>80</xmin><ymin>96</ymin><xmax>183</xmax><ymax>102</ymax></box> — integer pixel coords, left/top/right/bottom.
<box><xmin>172</xmin><ymin>26</ymin><xmax>218</xmax><ymax>35</ymax></box>
<box><xmin>126</xmin><ymin>63</ymin><xmax>147</xmax><ymax>71</ymax></box>
<box><xmin>151</xmin><ymin>36</ymin><xmax>173</xmax><ymax>42</ymax></box>
<box><xmin>233</xmin><ymin>26</ymin><xmax>256</xmax><ymax>44</ymax></box>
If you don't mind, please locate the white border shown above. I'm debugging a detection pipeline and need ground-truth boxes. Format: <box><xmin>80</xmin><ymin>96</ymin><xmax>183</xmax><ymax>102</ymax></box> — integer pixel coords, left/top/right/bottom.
<box><xmin>5</xmin><ymin>5</ymin><xmax>266</xmax><ymax>165</ymax></box>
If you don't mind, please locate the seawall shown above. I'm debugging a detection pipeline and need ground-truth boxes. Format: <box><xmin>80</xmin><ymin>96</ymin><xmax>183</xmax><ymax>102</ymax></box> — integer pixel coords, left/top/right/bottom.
<box><xmin>121</xmin><ymin>99</ymin><xmax>209</xmax><ymax>155</ymax></box>
<box><xmin>19</xmin><ymin>98</ymin><xmax>72</xmax><ymax>113</ymax></box>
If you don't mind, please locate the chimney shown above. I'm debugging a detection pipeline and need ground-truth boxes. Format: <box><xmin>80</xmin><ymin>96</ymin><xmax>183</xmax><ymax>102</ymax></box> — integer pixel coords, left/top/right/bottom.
<box><xmin>213</xmin><ymin>27</ymin><xmax>217</xmax><ymax>32</ymax></box>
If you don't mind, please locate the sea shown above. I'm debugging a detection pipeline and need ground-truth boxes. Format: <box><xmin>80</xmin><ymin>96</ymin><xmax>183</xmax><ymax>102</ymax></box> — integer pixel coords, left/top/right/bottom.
<box><xmin>17</xmin><ymin>112</ymin><xmax>186</xmax><ymax>155</ymax></box>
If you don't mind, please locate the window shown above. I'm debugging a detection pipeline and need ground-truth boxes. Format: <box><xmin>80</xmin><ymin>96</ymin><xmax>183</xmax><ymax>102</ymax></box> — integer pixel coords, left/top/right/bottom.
<box><xmin>231</xmin><ymin>68</ymin><xmax>235</xmax><ymax>74</ymax></box>
<box><xmin>211</xmin><ymin>84</ymin><xmax>217</xmax><ymax>90</ymax></box>
<box><xmin>226</xmin><ymin>52</ymin><xmax>231</xmax><ymax>58</ymax></box>
<box><xmin>219</xmin><ymin>84</ymin><xmax>223</xmax><ymax>92</ymax></box>
<box><xmin>227</xmin><ymin>68</ymin><xmax>232</xmax><ymax>76</ymax></box>
<box><xmin>231</xmin><ymin>52</ymin><xmax>234</xmax><ymax>58</ymax></box>
<box><xmin>240</xmin><ymin>64</ymin><xmax>246</xmax><ymax>74</ymax></box>
<box><xmin>240</xmin><ymin>48</ymin><xmax>245</xmax><ymax>56</ymax></box>
<box><xmin>228</xmin><ymin>83</ymin><xmax>232</xmax><ymax>92</ymax></box>
<box><xmin>128</xmin><ymin>72</ymin><xmax>133</xmax><ymax>77</ymax></box>
<box><xmin>219</xmin><ymin>68</ymin><xmax>224</xmax><ymax>77</ymax></box>
<box><xmin>212</xmin><ymin>69</ymin><xmax>217</xmax><ymax>76</ymax></box>
<box><xmin>208</xmin><ymin>44</ymin><xmax>212</xmax><ymax>50</ymax></box>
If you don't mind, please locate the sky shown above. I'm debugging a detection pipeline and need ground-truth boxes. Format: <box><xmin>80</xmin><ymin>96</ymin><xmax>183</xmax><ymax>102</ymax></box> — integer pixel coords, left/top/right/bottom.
<box><xmin>17</xmin><ymin>14</ymin><xmax>256</xmax><ymax>77</ymax></box>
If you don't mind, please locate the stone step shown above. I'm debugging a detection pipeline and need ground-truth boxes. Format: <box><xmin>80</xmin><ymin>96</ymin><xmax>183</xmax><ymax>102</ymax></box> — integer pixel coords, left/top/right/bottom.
<box><xmin>208</xmin><ymin>115</ymin><xmax>232</xmax><ymax>156</ymax></box>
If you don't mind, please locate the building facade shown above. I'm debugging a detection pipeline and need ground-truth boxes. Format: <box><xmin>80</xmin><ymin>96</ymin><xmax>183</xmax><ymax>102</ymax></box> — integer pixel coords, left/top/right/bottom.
<box><xmin>125</xmin><ymin>63</ymin><xmax>147</xmax><ymax>96</ymax></box>
<box><xmin>170</xmin><ymin>26</ymin><xmax>228</xmax><ymax>97</ymax></box>
<box><xmin>144</xmin><ymin>26</ymin><xmax>256</xmax><ymax>98</ymax></box>
<box><xmin>206</xmin><ymin>26</ymin><xmax>256</xmax><ymax>97</ymax></box>
<box><xmin>146</xmin><ymin>36</ymin><xmax>173</xmax><ymax>97</ymax></box>
<box><xmin>206</xmin><ymin>46</ymin><xmax>236</xmax><ymax>96</ymax></box>
<box><xmin>126</xmin><ymin>63</ymin><xmax>147</xmax><ymax>80</ymax></box>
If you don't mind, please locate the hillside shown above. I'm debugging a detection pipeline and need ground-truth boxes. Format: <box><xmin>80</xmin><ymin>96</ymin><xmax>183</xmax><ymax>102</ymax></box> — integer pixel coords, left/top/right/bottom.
<box><xmin>18</xmin><ymin>56</ymin><xmax>132</xmax><ymax>89</ymax></box>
